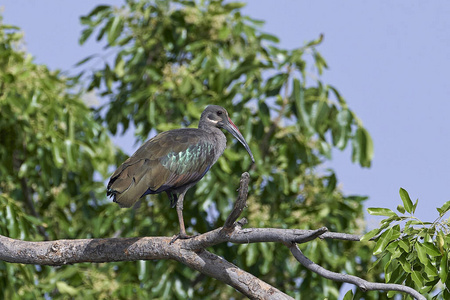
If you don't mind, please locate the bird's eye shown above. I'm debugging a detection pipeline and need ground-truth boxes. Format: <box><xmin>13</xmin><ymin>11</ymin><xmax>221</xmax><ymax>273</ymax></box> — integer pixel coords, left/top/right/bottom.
<box><xmin>217</xmin><ymin>111</ymin><xmax>223</xmax><ymax>116</ymax></box>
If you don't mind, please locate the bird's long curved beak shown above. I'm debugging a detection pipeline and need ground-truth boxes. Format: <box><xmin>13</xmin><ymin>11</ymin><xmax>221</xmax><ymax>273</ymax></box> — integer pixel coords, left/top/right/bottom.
<box><xmin>223</xmin><ymin>117</ymin><xmax>255</xmax><ymax>163</ymax></box>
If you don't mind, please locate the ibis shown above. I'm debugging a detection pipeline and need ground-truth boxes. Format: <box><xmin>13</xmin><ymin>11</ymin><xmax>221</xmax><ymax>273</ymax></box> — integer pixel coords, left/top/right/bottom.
<box><xmin>107</xmin><ymin>105</ymin><xmax>254</xmax><ymax>240</ymax></box>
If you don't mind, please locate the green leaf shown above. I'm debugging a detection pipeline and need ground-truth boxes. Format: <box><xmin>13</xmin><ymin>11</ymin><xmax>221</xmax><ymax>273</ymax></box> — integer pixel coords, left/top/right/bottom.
<box><xmin>367</xmin><ymin>207</ymin><xmax>397</xmax><ymax>217</ymax></box>
<box><xmin>75</xmin><ymin>54</ymin><xmax>96</xmax><ymax>66</ymax></box>
<box><xmin>398</xmin><ymin>255</ymin><xmax>412</xmax><ymax>273</ymax></box>
<box><xmin>152</xmin><ymin>273</ymin><xmax>168</xmax><ymax>294</ymax></box>
<box><xmin>397</xmin><ymin>205</ymin><xmax>405</xmax><ymax>214</ymax></box>
<box><xmin>56</xmin><ymin>281</ymin><xmax>78</xmax><ymax>296</ymax></box>
<box><xmin>265</xmin><ymin>73</ymin><xmax>288</xmax><ymax>96</ymax></box>
<box><xmin>310</xmin><ymin>100</ymin><xmax>329</xmax><ymax>132</ymax></box>
<box><xmin>444</xmin><ymin>289</ymin><xmax>450</xmax><ymax>300</ymax></box>
<box><xmin>174</xmin><ymin>278</ymin><xmax>187</xmax><ymax>298</ymax></box>
<box><xmin>342</xmin><ymin>289</ymin><xmax>354</xmax><ymax>300</ymax></box>
<box><xmin>246</xmin><ymin>243</ymin><xmax>258</xmax><ymax>266</ymax></box>
<box><xmin>305</xmin><ymin>33</ymin><xmax>324</xmax><ymax>47</ymax></box>
<box><xmin>399</xmin><ymin>188</ymin><xmax>413</xmax><ymax>214</ymax></box>
<box><xmin>258</xmin><ymin>101</ymin><xmax>271</xmax><ymax>127</ymax></box>
<box><xmin>218</xmin><ymin>157</ymin><xmax>232</xmax><ymax>174</ymax></box>
<box><xmin>412</xmin><ymin>198</ymin><xmax>419</xmax><ymax>214</ymax></box>
<box><xmin>108</xmin><ymin>15</ymin><xmax>123</xmax><ymax>45</ymax></box>
<box><xmin>79</xmin><ymin>28</ymin><xmax>93</xmax><ymax>45</ymax></box>
<box><xmin>325</xmin><ymin>172</ymin><xmax>337</xmax><ymax>194</ymax></box>
<box><xmin>438</xmin><ymin>231</ymin><xmax>446</xmax><ymax>254</ymax></box>
<box><xmin>114</xmin><ymin>55</ymin><xmax>125</xmax><ymax>77</ymax></box>
<box><xmin>373</xmin><ymin>227</ymin><xmax>394</xmax><ymax>255</ymax></box>
<box><xmin>437</xmin><ymin>200</ymin><xmax>450</xmax><ymax>217</ymax></box>
<box><xmin>398</xmin><ymin>239</ymin><xmax>410</xmax><ymax>252</ymax></box>
<box><xmin>260</xmin><ymin>33</ymin><xmax>279</xmax><ymax>43</ymax></box>
<box><xmin>87</xmin><ymin>5</ymin><xmax>111</xmax><ymax>17</ymax></box>
<box><xmin>416</xmin><ymin>243</ymin><xmax>438</xmax><ymax>276</ymax></box>
<box><xmin>360</xmin><ymin>228</ymin><xmax>381</xmax><ymax>242</ymax></box>
<box><xmin>411</xmin><ymin>270</ymin><xmax>425</xmax><ymax>287</ymax></box>
<box><xmin>415</xmin><ymin>243</ymin><xmax>429</xmax><ymax>265</ymax></box>
<box><xmin>293</xmin><ymin>78</ymin><xmax>314</xmax><ymax>136</ymax></box>
<box><xmin>440</xmin><ymin>252</ymin><xmax>448</xmax><ymax>282</ymax></box>
<box><xmin>334</xmin><ymin>109</ymin><xmax>351</xmax><ymax>149</ymax></box>
<box><xmin>422</xmin><ymin>242</ymin><xmax>441</xmax><ymax>257</ymax></box>
<box><xmin>352</xmin><ymin>126</ymin><xmax>373</xmax><ymax>167</ymax></box>
<box><xmin>64</xmin><ymin>140</ymin><xmax>74</xmax><ymax>168</ymax></box>
<box><xmin>313</xmin><ymin>51</ymin><xmax>328</xmax><ymax>75</ymax></box>
<box><xmin>223</xmin><ymin>2</ymin><xmax>246</xmax><ymax>10</ymax></box>
<box><xmin>259</xmin><ymin>242</ymin><xmax>273</xmax><ymax>274</ymax></box>
<box><xmin>361</xmin><ymin>127</ymin><xmax>373</xmax><ymax>167</ymax></box>
<box><xmin>52</xmin><ymin>144</ymin><xmax>64</xmax><ymax>168</ymax></box>
<box><xmin>6</xmin><ymin>205</ymin><xmax>18</xmax><ymax>237</ymax></box>
<box><xmin>387</xmin><ymin>290</ymin><xmax>397</xmax><ymax>298</ymax></box>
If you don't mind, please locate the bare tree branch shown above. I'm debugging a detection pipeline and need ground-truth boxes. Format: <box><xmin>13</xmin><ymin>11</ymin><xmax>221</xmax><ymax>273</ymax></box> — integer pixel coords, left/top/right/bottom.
<box><xmin>223</xmin><ymin>172</ymin><xmax>250</xmax><ymax>230</ymax></box>
<box><xmin>0</xmin><ymin>227</ymin><xmax>353</xmax><ymax>265</ymax></box>
<box><xmin>0</xmin><ymin>226</ymin><xmax>424</xmax><ymax>299</ymax></box>
<box><xmin>0</xmin><ymin>234</ymin><xmax>292</xmax><ymax>300</ymax></box>
<box><xmin>179</xmin><ymin>226</ymin><xmax>329</xmax><ymax>251</ymax></box>
<box><xmin>177</xmin><ymin>248</ymin><xmax>292</xmax><ymax>300</ymax></box>
<box><xmin>289</xmin><ymin>244</ymin><xmax>426</xmax><ymax>300</ymax></box>
<box><xmin>318</xmin><ymin>231</ymin><xmax>363</xmax><ymax>241</ymax></box>
<box><xmin>0</xmin><ymin>172</ymin><xmax>424</xmax><ymax>300</ymax></box>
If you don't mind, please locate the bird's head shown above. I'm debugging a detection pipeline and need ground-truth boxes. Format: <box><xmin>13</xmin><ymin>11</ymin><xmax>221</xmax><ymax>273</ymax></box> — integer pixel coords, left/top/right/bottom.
<box><xmin>201</xmin><ymin>105</ymin><xmax>255</xmax><ymax>163</ymax></box>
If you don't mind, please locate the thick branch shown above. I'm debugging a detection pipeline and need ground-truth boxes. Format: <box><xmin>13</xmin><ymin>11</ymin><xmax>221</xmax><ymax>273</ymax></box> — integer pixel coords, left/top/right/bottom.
<box><xmin>289</xmin><ymin>244</ymin><xmax>425</xmax><ymax>300</ymax></box>
<box><xmin>178</xmin><ymin>248</ymin><xmax>292</xmax><ymax>300</ymax></box>
<box><xmin>0</xmin><ymin>226</ymin><xmax>423</xmax><ymax>299</ymax></box>
<box><xmin>0</xmin><ymin>227</ymin><xmax>351</xmax><ymax>265</ymax></box>
<box><xmin>0</xmin><ymin>234</ymin><xmax>291</xmax><ymax>299</ymax></box>
<box><xmin>0</xmin><ymin>235</ymin><xmax>168</xmax><ymax>265</ymax></box>
<box><xmin>0</xmin><ymin>172</ymin><xmax>423</xmax><ymax>299</ymax></box>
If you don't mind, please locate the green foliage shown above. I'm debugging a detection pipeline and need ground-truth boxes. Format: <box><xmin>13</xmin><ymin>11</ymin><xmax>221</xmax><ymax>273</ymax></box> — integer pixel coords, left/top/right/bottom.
<box><xmin>0</xmin><ymin>15</ymin><xmax>125</xmax><ymax>299</ymax></box>
<box><xmin>77</xmin><ymin>0</ymin><xmax>377</xmax><ymax>299</ymax></box>
<box><xmin>363</xmin><ymin>188</ymin><xmax>450</xmax><ymax>299</ymax></box>
<box><xmin>0</xmin><ymin>1</ymin><xmax>381</xmax><ymax>299</ymax></box>
<box><xmin>78</xmin><ymin>0</ymin><xmax>373</xmax><ymax>168</ymax></box>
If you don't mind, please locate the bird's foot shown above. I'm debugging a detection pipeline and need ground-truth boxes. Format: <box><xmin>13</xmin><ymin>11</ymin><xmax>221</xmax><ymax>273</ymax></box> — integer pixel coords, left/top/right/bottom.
<box><xmin>170</xmin><ymin>232</ymin><xmax>198</xmax><ymax>244</ymax></box>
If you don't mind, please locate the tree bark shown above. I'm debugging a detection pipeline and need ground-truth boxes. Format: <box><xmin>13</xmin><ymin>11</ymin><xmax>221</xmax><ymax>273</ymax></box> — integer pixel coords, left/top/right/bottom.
<box><xmin>0</xmin><ymin>173</ymin><xmax>425</xmax><ymax>300</ymax></box>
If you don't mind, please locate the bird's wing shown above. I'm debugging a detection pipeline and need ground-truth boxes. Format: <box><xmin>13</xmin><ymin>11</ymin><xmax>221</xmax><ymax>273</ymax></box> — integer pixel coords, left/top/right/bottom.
<box><xmin>107</xmin><ymin>129</ymin><xmax>216</xmax><ymax>207</ymax></box>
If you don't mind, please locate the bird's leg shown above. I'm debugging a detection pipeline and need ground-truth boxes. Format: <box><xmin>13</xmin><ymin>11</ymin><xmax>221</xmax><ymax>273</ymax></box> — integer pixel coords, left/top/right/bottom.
<box><xmin>170</xmin><ymin>191</ymin><xmax>194</xmax><ymax>244</ymax></box>
<box><xmin>176</xmin><ymin>194</ymin><xmax>188</xmax><ymax>237</ymax></box>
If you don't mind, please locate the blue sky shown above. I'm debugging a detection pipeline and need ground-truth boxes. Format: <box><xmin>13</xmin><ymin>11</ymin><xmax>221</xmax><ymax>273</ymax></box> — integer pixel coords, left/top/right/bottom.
<box><xmin>2</xmin><ymin>1</ymin><xmax>450</xmax><ymax>223</ymax></box>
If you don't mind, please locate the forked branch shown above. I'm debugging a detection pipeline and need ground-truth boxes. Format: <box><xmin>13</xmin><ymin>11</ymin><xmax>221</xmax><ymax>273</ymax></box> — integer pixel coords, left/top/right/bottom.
<box><xmin>289</xmin><ymin>244</ymin><xmax>425</xmax><ymax>300</ymax></box>
<box><xmin>0</xmin><ymin>172</ymin><xmax>424</xmax><ymax>300</ymax></box>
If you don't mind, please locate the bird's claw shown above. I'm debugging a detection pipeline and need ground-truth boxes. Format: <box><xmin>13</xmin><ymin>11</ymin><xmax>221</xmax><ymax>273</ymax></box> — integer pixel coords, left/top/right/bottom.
<box><xmin>170</xmin><ymin>233</ymin><xmax>198</xmax><ymax>244</ymax></box>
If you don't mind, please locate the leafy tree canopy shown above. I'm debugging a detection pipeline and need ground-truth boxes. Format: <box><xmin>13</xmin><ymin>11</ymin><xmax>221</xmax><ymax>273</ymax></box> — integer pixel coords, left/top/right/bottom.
<box><xmin>0</xmin><ymin>14</ymin><xmax>118</xmax><ymax>298</ymax></box>
<box><xmin>0</xmin><ymin>1</ymin><xmax>401</xmax><ymax>299</ymax></box>
<box><xmin>79</xmin><ymin>0</ymin><xmax>375</xmax><ymax>298</ymax></box>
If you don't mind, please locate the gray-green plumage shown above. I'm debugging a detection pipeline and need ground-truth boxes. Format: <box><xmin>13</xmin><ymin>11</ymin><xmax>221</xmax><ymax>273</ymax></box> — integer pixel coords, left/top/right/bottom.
<box><xmin>107</xmin><ymin>105</ymin><xmax>254</xmax><ymax>239</ymax></box>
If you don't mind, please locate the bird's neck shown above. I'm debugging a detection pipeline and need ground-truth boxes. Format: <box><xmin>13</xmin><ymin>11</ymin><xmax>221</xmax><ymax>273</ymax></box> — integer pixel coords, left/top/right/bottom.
<box><xmin>198</xmin><ymin>125</ymin><xmax>227</xmax><ymax>158</ymax></box>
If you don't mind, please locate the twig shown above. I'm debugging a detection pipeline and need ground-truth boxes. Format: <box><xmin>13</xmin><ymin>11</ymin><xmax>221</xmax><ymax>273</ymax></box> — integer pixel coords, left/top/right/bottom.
<box><xmin>223</xmin><ymin>172</ymin><xmax>250</xmax><ymax>230</ymax></box>
<box><xmin>289</xmin><ymin>244</ymin><xmax>425</xmax><ymax>300</ymax></box>
<box><xmin>182</xmin><ymin>227</ymin><xmax>329</xmax><ymax>251</ymax></box>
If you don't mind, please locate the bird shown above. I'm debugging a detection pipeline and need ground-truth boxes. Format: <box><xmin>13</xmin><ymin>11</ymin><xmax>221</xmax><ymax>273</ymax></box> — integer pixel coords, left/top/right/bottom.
<box><xmin>106</xmin><ymin>105</ymin><xmax>254</xmax><ymax>240</ymax></box>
